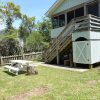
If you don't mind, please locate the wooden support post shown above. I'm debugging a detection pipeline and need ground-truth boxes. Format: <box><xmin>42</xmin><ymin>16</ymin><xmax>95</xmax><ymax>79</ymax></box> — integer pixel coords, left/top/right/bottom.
<box><xmin>70</xmin><ymin>60</ymin><xmax>73</xmax><ymax>67</ymax></box>
<box><xmin>57</xmin><ymin>49</ymin><xmax>60</xmax><ymax>65</ymax></box>
<box><xmin>89</xmin><ymin>64</ymin><xmax>93</xmax><ymax>69</ymax></box>
<box><xmin>69</xmin><ymin>53</ymin><xmax>73</xmax><ymax>67</ymax></box>
<box><xmin>74</xmin><ymin>63</ymin><xmax>76</xmax><ymax>67</ymax></box>
<box><xmin>22</xmin><ymin>54</ymin><xmax>25</xmax><ymax>60</ymax></box>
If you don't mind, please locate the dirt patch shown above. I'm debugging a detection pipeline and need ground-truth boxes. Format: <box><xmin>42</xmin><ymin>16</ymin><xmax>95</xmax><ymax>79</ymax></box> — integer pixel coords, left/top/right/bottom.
<box><xmin>87</xmin><ymin>80</ymin><xmax>97</xmax><ymax>85</ymax></box>
<box><xmin>9</xmin><ymin>86</ymin><xmax>49</xmax><ymax>100</ymax></box>
<box><xmin>98</xmin><ymin>80</ymin><xmax>100</xmax><ymax>83</ymax></box>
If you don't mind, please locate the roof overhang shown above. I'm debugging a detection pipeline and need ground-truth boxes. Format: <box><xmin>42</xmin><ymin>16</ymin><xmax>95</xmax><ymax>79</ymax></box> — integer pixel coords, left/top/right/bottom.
<box><xmin>45</xmin><ymin>0</ymin><xmax>64</xmax><ymax>17</ymax></box>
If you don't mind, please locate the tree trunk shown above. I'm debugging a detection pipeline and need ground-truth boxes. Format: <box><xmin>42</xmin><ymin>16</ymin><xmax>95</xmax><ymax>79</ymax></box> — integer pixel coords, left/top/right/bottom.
<box><xmin>26</xmin><ymin>66</ymin><xmax>38</xmax><ymax>75</ymax></box>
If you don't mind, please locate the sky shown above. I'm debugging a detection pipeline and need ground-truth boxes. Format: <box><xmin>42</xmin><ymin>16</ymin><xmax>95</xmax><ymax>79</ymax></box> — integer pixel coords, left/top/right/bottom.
<box><xmin>0</xmin><ymin>0</ymin><xmax>56</xmax><ymax>30</ymax></box>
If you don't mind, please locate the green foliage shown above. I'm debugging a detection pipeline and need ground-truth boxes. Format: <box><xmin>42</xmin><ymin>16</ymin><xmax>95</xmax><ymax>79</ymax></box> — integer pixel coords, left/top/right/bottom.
<box><xmin>0</xmin><ymin>2</ymin><xmax>51</xmax><ymax>54</ymax></box>
<box><xmin>26</xmin><ymin>31</ymin><xmax>43</xmax><ymax>52</ymax></box>
<box><xmin>23</xmin><ymin>17</ymin><xmax>51</xmax><ymax>52</ymax></box>
<box><xmin>37</xmin><ymin>17</ymin><xmax>51</xmax><ymax>42</ymax></box>
<box><xmin>0</xmin><ymin>33</ymin><xmax>17</xmax><ymax>40</ymax></box>
<box><xmin>42</xmin><ymin>41</ymin><xmax>50</xmax><ymax>49</ymax></box>
<box><xmin>0</xmin><ymin>37</ymin><xmax>21</xmax><ymax>56</ymax></box>
<box><xmin>0</xmin><ymin>29</ymin><xmax>18</xmax><ymax>40</ymax></box>
<box><xmin>19</xmin><ymin>15</ymin><xmax>35</xmax><ymax>42</ymax></box>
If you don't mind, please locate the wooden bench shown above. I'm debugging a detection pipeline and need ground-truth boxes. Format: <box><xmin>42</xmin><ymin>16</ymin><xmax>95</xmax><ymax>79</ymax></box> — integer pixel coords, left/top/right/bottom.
<box><xmin>4</xmin><ymin>65</ymin><xmax>19</xmax><ymax>75</ymax></box>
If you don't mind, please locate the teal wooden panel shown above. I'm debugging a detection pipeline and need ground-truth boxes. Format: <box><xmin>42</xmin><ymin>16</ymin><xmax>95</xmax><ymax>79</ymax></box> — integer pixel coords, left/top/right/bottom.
<box><xmin>73</xmin><ymin>41</ymin><xmax>91</xmax><ymax>64</ymax></box>
<box><xmin>73</xmin><ymin>40</ymin><xmax>100</xmax><ymax>64</ymax></box>
<box><xmin>51</xmin><ymin>26</ymin><xmax>65</xmax><ymax>38</ymax></box>
<box><xmin>72</xmin><ymin>31</ymin><xmax>90</xmax><ymax>41</ymax></box>
<box><xmin>72</xmin><ymin>31</ymin><xmax>100</xmax><ymax>41</ymax></box>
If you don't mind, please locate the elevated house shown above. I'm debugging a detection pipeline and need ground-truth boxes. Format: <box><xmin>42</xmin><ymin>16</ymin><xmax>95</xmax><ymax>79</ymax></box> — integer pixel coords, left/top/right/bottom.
<box><xmin>45</xmin><ymin>0</ymin><xmax>100</xmax><ymax>68</ymax></box>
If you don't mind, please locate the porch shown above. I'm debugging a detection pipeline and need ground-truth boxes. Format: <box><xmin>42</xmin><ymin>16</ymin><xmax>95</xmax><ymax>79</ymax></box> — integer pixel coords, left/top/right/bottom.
<box><xmin>51</xmin><ymin>0</ymin><xmax>100</xmax><ymax>39</ymax></box>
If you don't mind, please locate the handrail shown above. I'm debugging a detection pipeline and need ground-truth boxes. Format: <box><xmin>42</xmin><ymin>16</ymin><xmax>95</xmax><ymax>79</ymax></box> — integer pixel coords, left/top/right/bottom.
<box><xmin>46</xmin><ymin>21</ymin><xmax>74</xmax><ymax>59</ymax></box>
<box><xmin>46</xmin><ymin>19</ymin><xmax>75</xmax><ymax>55</ymax></box>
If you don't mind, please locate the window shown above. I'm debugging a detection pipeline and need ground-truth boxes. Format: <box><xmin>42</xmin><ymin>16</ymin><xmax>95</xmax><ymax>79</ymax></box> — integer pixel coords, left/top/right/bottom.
<box><xmin>87</xmin><ymin>2</ymin><xmax>99</xmax><ymax>16</ymax></box>
<box><xmin>52</xmin><ymin>14</ymin><xmax>65</xmax><ymax>29</ymax></box>
<box><xmin>52</xmin><ymin>16</ymin><xmax>59</xmax><ymax>29</ymax></box>
<box><xmin>67</xmin><ymin>10</ymin><xmax>74</xmax><ymax>24</ymax></box>
<box><xmin>59</xmin><ymin>14</ymin><xmax>65</xmax><ymax>27</ymax></box>
<box><xmin>75</xmin><ymin>7</ymin><xmax>84</xmax><ymax>18</ymax></box>
<box><xmin>67</xmin><ymin>7</ymin><xmax>84</xmax><ymax>24</ymax></box>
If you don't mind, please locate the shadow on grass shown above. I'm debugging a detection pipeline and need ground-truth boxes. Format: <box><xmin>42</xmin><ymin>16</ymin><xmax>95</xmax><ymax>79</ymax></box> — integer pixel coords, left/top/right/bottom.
<box><xmin>61</xmin><ymin>63</ymin><xmax>100</xmax><ymax>69</ymax></box>
<box><xmin>3</xmin><ymin>71</ymin><xmax>26</xmax><ymax>76</ymax></box>
<box><xmin>52</xmin><ymin>64</ymin><xmax>89</xmax><ymax>69</ymax></box>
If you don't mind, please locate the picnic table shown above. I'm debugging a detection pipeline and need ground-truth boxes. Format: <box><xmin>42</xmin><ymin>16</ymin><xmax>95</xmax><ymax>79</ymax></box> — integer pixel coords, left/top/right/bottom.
<box><xmin>4</xmin><ymin>60</ymin><xmax>38</xmax><ymax>75</ymax></box>
<box><xmin>10</xmin><ymin>60</ymin><xmax>33</xmax><ymax>65</ymax></box>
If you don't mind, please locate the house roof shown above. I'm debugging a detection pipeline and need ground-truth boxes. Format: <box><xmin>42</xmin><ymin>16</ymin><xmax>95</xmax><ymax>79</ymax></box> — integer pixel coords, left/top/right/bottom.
<box><xmin>45</xmin><ymin>0</ymin><xmax>64</xmax><ymax>17</ymax></box>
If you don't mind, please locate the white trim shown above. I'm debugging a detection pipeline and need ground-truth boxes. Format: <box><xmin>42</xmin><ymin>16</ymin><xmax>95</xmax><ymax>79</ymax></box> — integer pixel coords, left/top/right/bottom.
<box><xmin>45</xmin><ymin>0</ymin><xmax>64</xmax><ymax>17</ymax></box>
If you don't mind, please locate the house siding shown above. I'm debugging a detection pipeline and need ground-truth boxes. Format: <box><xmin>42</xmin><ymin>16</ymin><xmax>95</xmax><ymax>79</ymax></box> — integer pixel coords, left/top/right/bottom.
<box><xmin>91</xmin><ymin>41</ymin><xmax>100</xmax><ymax>64</ymax></box>
<box><xmin>54</xmin><ymin>0</ymin><xmax>90</xmax><ymax>14</ymax></box>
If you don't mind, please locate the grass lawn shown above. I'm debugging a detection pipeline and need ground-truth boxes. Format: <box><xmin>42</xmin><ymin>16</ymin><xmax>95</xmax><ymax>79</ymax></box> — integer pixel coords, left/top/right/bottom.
<box><xmin>0</xmin><ymin>66</ymin><xmax>100</xmax><ymax>100</ymax></box>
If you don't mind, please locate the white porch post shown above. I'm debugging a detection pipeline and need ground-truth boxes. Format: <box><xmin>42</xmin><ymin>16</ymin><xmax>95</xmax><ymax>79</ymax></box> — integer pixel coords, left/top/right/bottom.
<box><xmin>84</xmin><ymin>3</ymin><xmax>87</xmax><ymax>16</ymax></box>
<box><xmin>99</xmin><ymin>0</ymin><xmax>100</xmax><ymax>17</ymax></box>
<box><xmin>65</xmin><ymin>13</ymin><xmax>67</xmax><ymax>26</ymax></box>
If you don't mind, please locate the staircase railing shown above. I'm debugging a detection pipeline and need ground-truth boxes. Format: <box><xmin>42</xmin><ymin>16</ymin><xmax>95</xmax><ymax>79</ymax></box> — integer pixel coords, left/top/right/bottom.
<box><xmin>45</xmin><ymin>15</ymin><xmax>100</xmax><ymax>63</ymax></box>
<box><xmin>45</xmin><ymin>21</ymin><xmax>73</xmax><ymax>62</ymax></box>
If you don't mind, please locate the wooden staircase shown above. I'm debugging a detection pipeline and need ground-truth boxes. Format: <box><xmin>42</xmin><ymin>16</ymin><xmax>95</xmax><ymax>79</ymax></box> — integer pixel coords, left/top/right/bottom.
<box><xmin>45</xmin><ymin>15</ymin><xmax>95</xmax><ymax>64</ymax></box>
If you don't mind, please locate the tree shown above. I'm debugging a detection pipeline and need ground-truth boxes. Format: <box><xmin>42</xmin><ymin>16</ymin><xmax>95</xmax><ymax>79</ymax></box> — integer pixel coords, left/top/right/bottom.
<box><xmin>19</xmin><ymin>15</ymin><xmax>35</xmax><ymax>42</ymax></box>
<box><xmin>0</xmin><ymin>2</ymin><xmax>21</xmax><ymax>33</ymax></box>
<box><xmin>37</xmin><ymin>17</ymin><xmax>51</xmax><ymax>42</ymax></box>
<box><xmin>0</xmin><ymin>2</ymin><xmax>4</xmax><ymax>24</ymax></box>
<box><xmin>0</xmin><ymin>2</ymin><xmax>21</xmax><ymax>56</ymax></box>
<box><xmin>0</xmin><ymin>37</ymin><xmax>21</xmax><ymax>56</ymax></box>
<box><xmin>0</xmin><ymin>31</ymin><xmax>17</xmax><ymax>40</ymax></box>
<box><xmin>26</xmin><ymin>31</ymin><xmax>43</xmax><ymax>52</ymax></box>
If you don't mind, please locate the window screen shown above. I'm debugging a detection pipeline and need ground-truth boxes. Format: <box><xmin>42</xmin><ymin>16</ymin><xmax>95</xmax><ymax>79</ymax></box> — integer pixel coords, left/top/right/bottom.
<box><xmin>67</xmin><ymin>10</ymin><xmax>74</xmax><ymax>24</ymax></box>
<box><xmin>87</xmin><ymin>2</ymin><xmax>99</xmax><ymax>16</ymax></box>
